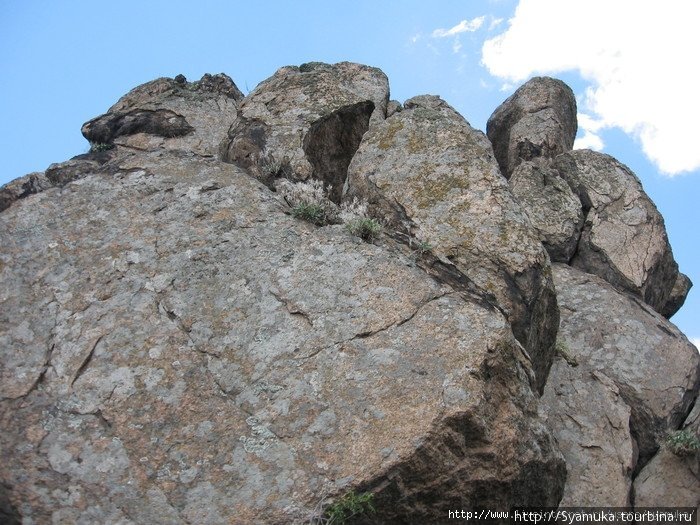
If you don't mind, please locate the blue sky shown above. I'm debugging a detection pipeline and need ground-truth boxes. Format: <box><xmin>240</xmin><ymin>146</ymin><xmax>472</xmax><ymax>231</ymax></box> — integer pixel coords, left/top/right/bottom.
<box><xmin>1</xmin><ymin>0</ymin><xmax>697</xmax><ymax>344</ymax></box>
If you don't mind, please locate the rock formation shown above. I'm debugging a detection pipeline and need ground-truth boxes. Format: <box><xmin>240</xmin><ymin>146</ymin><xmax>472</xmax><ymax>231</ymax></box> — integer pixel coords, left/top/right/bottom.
<box><xmin>0</xmin><ymin>64</ymin><xmax>697</xmax><ymax>523</ymax></box>
<box><xmin>489</xmin><ymin>76</ymin><xmax>698</xmax><ymax>510</ymax></box>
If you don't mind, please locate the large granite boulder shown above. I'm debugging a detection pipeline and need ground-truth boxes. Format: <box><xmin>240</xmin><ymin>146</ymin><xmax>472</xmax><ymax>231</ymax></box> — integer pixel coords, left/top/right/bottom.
<box><xmin>2</xmin><ymin>64</ymin><xmax>697</xmax><ymax>523</ymax></box>
<box><xmin>539</xmin><ymin>264</ymin><xmax>700</xmax><ymax>505</ymax></box>
<box><xmin>220</xmin><ymin>62</ymin><xmax>389</xmax><ymax>201</ymax></box>
<box><xmin>0</xmin><ymin>84</ymin><xmax>565</xmax><ymax>523</ymax></box>
<box><xmin>540</xmin><ymin>364</ymin><xmax>635</xmax><ymax>506</ymax></box>
<box><xmin>82</xmin><ymin>73</ymin><xmax>243</xmax><ymax>157</ymax></box>
<box><xmin>508</xmin><ymin>159</ymin><xmax>584</xmax><ymax>262</ymax></box>
<box><xmin>553</xmin><ymin>150</ymin><xmax>683</xmax><ymax>316</ymax></box>
<box><xmin>487</xmin><ymin>77</ymin><xmax>577</xmax><ymax>178</ymax></box>
<box><xmin>346</xmin><ymin>94</ymin><xmax>558</xmax><ymax>392</ymax></box>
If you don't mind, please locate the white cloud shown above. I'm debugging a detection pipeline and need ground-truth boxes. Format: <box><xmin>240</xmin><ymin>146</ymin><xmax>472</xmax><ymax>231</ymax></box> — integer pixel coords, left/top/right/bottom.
<box><xmin>690</xmin><ymin>338</ymin><xmax>700</xmax><ymax>352</ymax></box>
<box><xmin>481</xmin><ymin>0</ymin><xmax>700</xmax><ymax>175</ymax></box>
<box><xmin>432</xmin><ymin>17</ymin><xmax>485</xmax><ymax>38</ymax></box>
<box><xmin>574</xmin><ymin>112</ymin><xmax>605</xmax><ymax>151</ymax></box>
<box><xmin>489</xmin><ymin>17</ymin><xmax>504</xmax><ymax>30</ymax></box>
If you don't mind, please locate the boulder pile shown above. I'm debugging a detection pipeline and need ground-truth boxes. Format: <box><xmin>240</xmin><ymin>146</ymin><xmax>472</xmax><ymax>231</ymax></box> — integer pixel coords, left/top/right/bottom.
<box><xmin>0</xmin><ymin>64</ymin><xmax>697</xmax><ymax>523</ymax></box>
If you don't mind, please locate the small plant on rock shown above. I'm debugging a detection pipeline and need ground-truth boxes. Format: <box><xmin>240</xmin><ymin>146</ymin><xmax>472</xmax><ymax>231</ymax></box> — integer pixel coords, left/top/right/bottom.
<box><xmin>89</xmin><ymin>142</ymin><xmax>114</xmax><ymax>153</ymax></box>
<box><xmin>346</xmin><ymin>217</ymin><xmax>382</xmax><ymax>242</ymax></box>
<box><xmin>324</xmin><ymin>491</ymin><xmax>376</xmax><ymax>524</ymax></box>
<box><xmin>666</xmin><ymin>429</ymin><xmax>700</xmax><ymax>457</ymax></box>
<box><xmin>259</xmin><ymin>153</ymin><xmax>289</xmax><ymax>179</ymax></box>
<box><xmin>292</xmin><ymin>202</ymin><xmax>328</xmax><ymax>225</ymax></box>
<box><xmin>277</xmin><ymin>179</ymin><xmax>336</xmax><ymax>226</ymax></box>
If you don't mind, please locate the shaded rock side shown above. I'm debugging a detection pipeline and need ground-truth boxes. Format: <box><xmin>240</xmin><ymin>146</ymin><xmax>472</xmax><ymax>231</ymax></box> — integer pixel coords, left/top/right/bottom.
<box><xmin>220</xmin><ymin>62</ymin><xmax>389</xmax><ymax>199</ymax></box>
<box><xmin>0</xmin><ymin>149</ymin><xmax>565</xmax><ymax>523</ymax></box>
<box><xmin>487</xmin><ymin>77</ymin><xmax>577</xmax><ymax>178</ymax></box>
<box><xmin>346</xmin><ymin>94</ymin><xmax>558</xmax><ymax>393</ymax></box>
<box><xmin>553</xmin><ymin>150</ymin><xmax>684</xmax><ymax>316</ymax></box>
<box><xmin>508</xmin><ymin>159</ymin><xmax>584</xmax><ymax>262</ymax></box>
<box><xmin>542</xmin><ymin>264</ymin><xmax>699</xmax><ymax>494</ymax></box>
<box><xmin>659</xmin><ymin>272</ymin><xmax>693</xmax><ymax>319</ymax></box>
<box><xmin>634</xmin><ymin>399</ymin><xmax>699</xmax><ymax>509</ymax></box>
<box><xmin>82</xmin><ymin>73</ymin><xmax>243</xmax><ymax>156</ymax></box>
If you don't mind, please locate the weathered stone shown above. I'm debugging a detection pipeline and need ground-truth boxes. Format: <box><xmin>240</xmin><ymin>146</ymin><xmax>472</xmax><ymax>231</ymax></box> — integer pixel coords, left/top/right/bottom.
<box><xmin>508</xmin><ymin>159</ymin><xmax>584</xmax><ymax>262</ymax></box>
<box><xmin>0</xmin><ymin>147</ymin><xmax>565</xmax><ymax>523</ymax></box>
<box><xmin>82</xmin><ymin>73</ymin><xmax>242</xmax><ymax>156</ymax></box>
<box><xmin>540</xmin><ymin>365</ymin><xmax>635</xmax><ymax>506</ymax></box>
<box><xmin>346</xmin><ymin>94</ymin><xmax>558</xmax><ymax>392</ymax></box>
<box><xmin>633</xmin><ymin>399</ymin><xmax>699</xmax><ymax>508</ymax></box>
<box><xmin>3</xmin><ymin>65</ymin><xmax>698</xmax><ymax>523</ymax></box>
<box><xmin>550</xmin><ymin>264</ymin><xmax>699</xmax><ymax>466</ymax></box>
<box><xmin>634</xmin><ymin>449</ymin><xmax>699</xmax><ymax>508</ymax></box>
<box><xmin>0</xmin><ymin>172</ymin><xmax>51</xmax><ymax>213</ymax></box>
<box><xmin>386</xmin><ymin>100</ymin><xmax>402</xmax><ymax>117</ymax></box>
<box><xmin>553</xmin><ymin>150</ymin><xmax>681</xmax><ymax>315</ymax></box>
<box><xmin>487</xmin><ymin>77</ymin><xmax>577</xmax><ymax>178</ymax></box>
<box><xmin>220</xmin><ymin>62</ymin><xmax>389</xmax><ymax>192</ymax></box>
<box><xmin>660</xmin><ymin>272</ymin><xmax>693</xmax><ymax>319</ymax></box>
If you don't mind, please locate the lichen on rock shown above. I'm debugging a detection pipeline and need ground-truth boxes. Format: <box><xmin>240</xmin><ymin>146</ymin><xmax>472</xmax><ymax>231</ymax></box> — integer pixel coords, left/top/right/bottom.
<box><xmin>0</xmin><ymin>63</ymin><xmax>697</xmax><ymax>524</ymax></box>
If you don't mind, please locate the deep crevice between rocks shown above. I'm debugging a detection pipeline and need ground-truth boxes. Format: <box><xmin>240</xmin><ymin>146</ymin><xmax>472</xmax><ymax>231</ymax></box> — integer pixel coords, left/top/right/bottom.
<box><xmin>303</xmin><ymin>100</ymin><xmax>375</xmax><ymax>204</ymax></box>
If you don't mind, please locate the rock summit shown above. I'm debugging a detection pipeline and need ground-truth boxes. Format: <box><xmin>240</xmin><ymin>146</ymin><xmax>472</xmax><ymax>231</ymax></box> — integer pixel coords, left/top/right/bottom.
<box><xmin>1</xmin><ymin>65</ymin><xmax>697</xmax><ymax>524</ymax></box>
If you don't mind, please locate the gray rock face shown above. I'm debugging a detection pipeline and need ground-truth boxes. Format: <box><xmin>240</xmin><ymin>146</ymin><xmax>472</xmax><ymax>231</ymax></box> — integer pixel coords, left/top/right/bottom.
<box><xmin>540</xmin><ymin>264</ymin><xmax>699</xmax><ymax>506</ymax></box>
<box><xmin>634</xmin><ymin>399</ymin><xmax>700</xmax><ymax>508</ymax></box>
<box><xmin>346</xmin><ymin>94</ymin><xmax>558</xmax><ymax>393</ymax></box>
<box><xmin>553</xmin><ymin>150</ymin><xmax>682</xmax><ymax>315</ymax></box>
<box><xmin>540</xmin><ymin>364</ymin><xmax>635</xmax><ymax>506</ymax></box>
<box><xmin>82</xmin><ymin>73</ymin><xmax>243</xmax><ymax>157</ymax></box>
<box><xmin>220</xmin><ymin>62</ymin><xmax>389</xmax><ymax>200</ymax></box>
<box><xmin>0</xmin><ymin>75</ymin><xmax>566</xmax><ymax>522</ymax></box>
<box><xmin>660</xmin><ymin>272</ymin><xmax>693</xmax><ymax>319</ymax></box>
<box><xmin>2</xmin><ymin>65</ymin><xmax>697</xmax><ymax>522</ymax></box>
<box><xmin>0</xmin><ymin>172</ymin><xmax>51</xmax><ymax>213</ymax></box>
<box><xmin>487</xmin><ymin>77</ymin><xmax>577</xmax><ymax>178</ymax></box>
<box><xmin>508</xmin><ymin>159</ymin><xmax>584</xmax><ymax>262</ymax></box>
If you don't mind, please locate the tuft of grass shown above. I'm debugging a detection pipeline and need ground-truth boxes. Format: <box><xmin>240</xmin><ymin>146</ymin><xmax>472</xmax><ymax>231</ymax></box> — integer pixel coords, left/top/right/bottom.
<box><xmin>324</xmin><ymin>491</ymin><xmax>376</xmax><ymax>525</ymax></box>
<box><xmin>259</xmin><ymin>154</ymin><xmax>289</xmax><ymax>179</ymax></box>
<box><xmin>414</xmin><ymin>240</ymin><xmax>433</xmax><ymax>255</ymax></box>
<box><xmin>89</xmin><ymin>142</ymin><xmax>114</xmax><ymax>153</ymax></box>
<box><xmin>666</xmin><ymin>429</ymin><xmax>700</xmax><ymax>457</ymax></box>
<box><xmin>292</xmin><ymin>202</ymin><xmax>328</xmax><ymax>225</ymax></box>
<box><xmin>346</xmin><ymin>217</ymin><xmax>382</xmax><ymax>242</ymax></box>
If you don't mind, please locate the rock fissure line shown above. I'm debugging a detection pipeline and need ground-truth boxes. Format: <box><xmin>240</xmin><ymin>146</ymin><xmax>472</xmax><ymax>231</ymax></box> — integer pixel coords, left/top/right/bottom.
<box><xmin>70</xmin><ymin>335</ymin><xmax>105</xmax><ymax>387</ymax></box>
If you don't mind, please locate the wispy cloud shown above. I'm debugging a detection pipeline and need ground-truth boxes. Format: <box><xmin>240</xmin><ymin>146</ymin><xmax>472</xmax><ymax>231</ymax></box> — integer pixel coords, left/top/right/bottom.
<box><xmin>691</xmin><ymin>338</ymin><xmax>700</xmax><ymax>351</ymax></box>
<box><xmin>488</xmin><ymin>17</ymin><xmax>504</xmax><ymax>30</ymax></box>
<box><xmin>432</xmin><ymin>17</ymin><xmax>485</xmax><ymax>38</ymax></box>
<box><xmin>481</xmin><ymin>0</ymin><xmax>700</xmax><ymax>175</ymax></box>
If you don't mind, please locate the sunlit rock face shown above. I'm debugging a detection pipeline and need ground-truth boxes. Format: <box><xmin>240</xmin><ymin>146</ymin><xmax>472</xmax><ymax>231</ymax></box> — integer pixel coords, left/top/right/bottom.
<box><xmin>0</xmin><ymin>64</ymin><xmax>695</xmax><ymax>524</ymax></box>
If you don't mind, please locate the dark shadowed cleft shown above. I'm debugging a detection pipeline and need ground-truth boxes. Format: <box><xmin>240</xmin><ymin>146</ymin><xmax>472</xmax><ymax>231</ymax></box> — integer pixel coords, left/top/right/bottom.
<box><xmin>220</xmin><ymin>116</ymin><xmax>271</xmax><ymax>170</ymax></box>
<box><xmin>82</xmin><ymin>109</ymin><xmax>194</xmax><ymax>144</ymax></box>
<box><xmin>303</xmin><ymin>100</ymin><xmax>374</xmax><ymax>203</ymax></box>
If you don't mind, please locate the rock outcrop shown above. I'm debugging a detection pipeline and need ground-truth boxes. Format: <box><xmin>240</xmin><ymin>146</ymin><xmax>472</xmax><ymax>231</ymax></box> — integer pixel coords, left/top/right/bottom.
<box><xmin>539</xmin><ymin>265</ymin><xmax>699</xmax><ymax>505</ymax></box>
<box><xmin>634</xmin><ymin>401</ymin><xmax>700</xmax><ymax>508</ymax></box>
<box><xmin>489</xmin><ymin>77</ymin><xmax>690</xmax><ymax>319</ymax></box>
<box><xmin>83</xmin><ymin>73</ymin><xmax>243</xmax><ymax>157</ymax></box>
<box><xmin>220</xmin><ymin>62</ymin><xmax>389</xmax><ymax>201</ymax></box>
<box><xmin>0</xmin><ymin>64</ymin><xmax>696</xmax><ymax>523</ymax></box>
<box><xmin>345</xmin><ymin>94</ymin><xmax>558</xmax><ymax>392</ymax></box>
<box><xmin>488</xmin><ymin>77</ymin><xmax>698</xmax><ymax>508</ymax></box>
<box><xmin>487</xmin><ymin>77</ymin><xmax>577</xmax><ymax>178</ymax></box>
